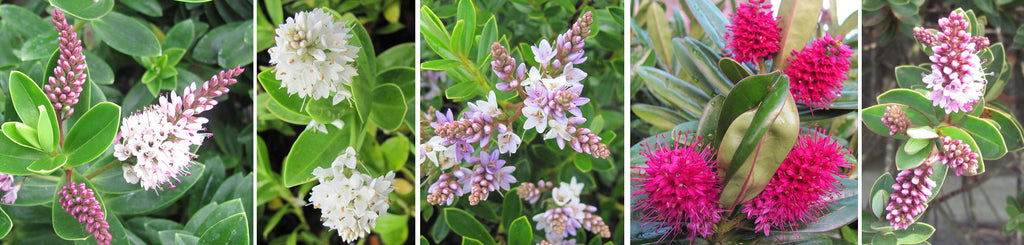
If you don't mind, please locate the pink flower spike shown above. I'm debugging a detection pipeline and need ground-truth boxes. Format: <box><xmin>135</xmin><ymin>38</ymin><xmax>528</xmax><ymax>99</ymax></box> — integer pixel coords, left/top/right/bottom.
<box><xmin>784</xmin><ymin>33</ymin><xmax>854</xmax><ymax>110</ymax></box>
<box><xmin>58</xmin><ymin>182</ymin><xmax>111</xmax><ymax>245</ymax></box>
<box><xmin>48</xmin><ymin>9</ymin><xmax>88</xmax><ymax>121</ymax></box>
<box><xmin>725</xmin><ymin>0</ymin><xmax>782</xmax><ymax>63</ymax></box>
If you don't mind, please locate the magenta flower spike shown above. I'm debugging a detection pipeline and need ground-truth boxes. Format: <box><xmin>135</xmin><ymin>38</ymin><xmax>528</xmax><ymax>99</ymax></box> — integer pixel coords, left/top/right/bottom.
<box><xmin>58</xmin><ymin>182</ymin><xmax>111</xmax><ymax>245</ymax></box>
<box><xmin>46</xmin><ymin>9</ymin><xmax>87</xmax><ymax>121</ymax></box>
<box><xmin>784</xmin><ymin>33</ymin><xmax>854</xmax><ymax>110</ymax></box>
<box><xmin>915</xmin><ymin>11</ymin><xmax>990</xmax><ymax>114</ymax></box>
<box><xmin>886</xmin><ymin>153</ymin><xmax>938</xmax><ymax>230</ymax></box>
<box><xmin>725</xmin><ymin>0</ymin><xmax>781</xmax><ymax>63</ymax></box>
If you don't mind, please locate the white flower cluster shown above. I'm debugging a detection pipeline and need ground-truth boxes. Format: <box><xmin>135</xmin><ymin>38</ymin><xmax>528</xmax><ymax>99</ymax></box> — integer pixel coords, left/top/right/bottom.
<box><xmin>269</xmin><ymin>8</ymin><xmax>360</xmax><ymax>105</ymax></box>
<box><xmin>533</xmin><ymin>177</ymin><xmax>589</xmax><ymax>244</ymax></box>
<box><xmin>114</xmin><ymin>105</ymin><xmax>204</xmax><ymax>191</ymax></box>
<box><xmin>418</xmin><ymin>135</ymin><xmax>459</xmax><ymax>170</ymax></box>
<box><xmin>308</xmin><ymin>147</ymin><xmax>396</xmax><ymax>243</ymax></box>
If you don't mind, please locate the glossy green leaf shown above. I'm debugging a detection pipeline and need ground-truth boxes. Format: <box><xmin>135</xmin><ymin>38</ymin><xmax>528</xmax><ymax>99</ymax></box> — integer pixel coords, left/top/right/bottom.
<box><xmin>476</xmin><ymin>16</ymin><xmax>498</xmax><ymax>63</ymax></box>
<box><xmin>877</xmin><ymin>89</ymin><xmax>938</xmax><ymax>124</ymax></box>
<box><xmin>104</xmin><ymin>163</ymin><xmax>205</xmax><ymax>215</ymax></box>
<box><xmin>986</xmin><ymin>108</ymin><xmax>1024</xmax><ymax>151</ymax></box>
<box><xmin>507</xmin><ymin>216</ymin><xmax>532</xmax><ymax>245</ymax></box>
<box><xmin>797</xmin><ymin>178</ymin><xmax>857</xmax><ymax>232</ymax></box>
<box><xmin>51</xmin><ymin>0</ymin><xmax>115</xmax><ymax>20</ymax></box>
<box><xmin>86</xmin><ymin>54</ymin><xmax>114</xmax><ymax>85</ymax></box>
<box><xmin>775</xmin><ymin>0</ymin><xmax>823</xmax><ymax>69</ymax></box>
<box><xmin>715</xmin><ymin>72</ymin><xmax>783</xmax><ymax>147</ymax></box>
<box><xmin>36</xmin><ymin>105</ymin><xmax>55</xmax><ymax>153</ymax></box>
<box><xmin>0</xmin><ymin>206</ymin><xmax>9</xmax><ymax>239</ymax></box>
<box><xmin>257</xmin><ymin>69</ymin><xmax>305</xmax><ymax>115</ymax></box>
<box><xmin>63</xmin><ymin>102</ymin><xmax>120</xmax><ymax>166</ymax></box>
<box><xmin>455</xmin><ymin>0</ymin><xmax>476</xmax><ymax>54</ymax></box>
<box><xmin>340</xmin><ymin>16</ymin><xmax>376</xmax><ymax>122</ymax></box>
<box><xmin>863</xmin><ymin>104</ymin><xmax>933</xmax><ymax>140</ymax></box>
<box><xmin>632</xmin><ymin>104</ymin><xmax>687</xmax><ymax>131</ymax></box>
<box><xmin>872</xmin><ymin>189</ymin><xmax>887</xmax><ymax>219</ymax></box>
<box><xmin>3</xmin><ymin>122</ymin><xmax>40</xmax><ymax>150</ymax></box>
<box><xmin>959</xmin><ymin>115</ymin><xmax>1006</xmax><ymax>159</ymax></box>
<box><xmin>501</xmin><ymin>189</ymin><xmax>522</xmax><ymax>230</ymax></box>
<box><xmin>681</xmin><ymin>38</ymin><xmax>732</xmax><ymax>95</ymax></box>
<box><xmin>0</xmin><ymin>5</ymin><xmax>51</xmax><ymax>37</ymax></box>
<box><xmin>420</xmin><ymin>6</ymin><xmax>454</xmax><ymax>60</ymax></box>
<box><xmin>872</xmin><ymin>232</ymin><xmax>897</xmax><ymax>244</ymax></box>
<box><xmin>983</xmin><ymin>44</ymin><xmax>1007</xmax><ymax>101</ymax></box>
<box><xmin>896</xmin><ymin>139</ymin><xmax>931</xmax><ymax>170</ymax></box>
<box><xmin>282</xmin><ymin>126</ymin><xmax>351</xmax><ymax>187</ymax></box>
<box><xmin>635</xmin><ymin>66</ymin><xmax>707</xmax><ymax>115</ymax></box>
<box><xmin>20</xmin><ymin>33</ymin><xmax>58</xmax><ymax>61</ymax></box>
<box><xmin>369</xmin><ymin>83</ymin><xmax>407</xmax><ymax>131</ymax></box>
<box><xmin>197</xmin><ymin>213</ymin><xmax>248</xmax><ymax>244</ymax></box>
<box><xmin>305</xmin><ymin>97</ymin><xmax>353</xmax><ymax>124</ymax></box>
<box><xmin>445</xmin><ymin>82</ymin><xmax>479</xmax><ymax>101</ymax></box>
<box><xmin>895</xmin><ymin>65</ymin><xmax>929</xmax><ymax>89</ymax></box>
<box><xmin>696</xmin><ymin>95</ymin><xmax>725</xmax><ymax>138</ymax></box>
<box><xmin>938</xmin><ymin>126</ymin><xmax>985</xmax><ymax>175</ymax></box>
<box><xmin>120</xmin><ymin>0</ymin><xmax>162</xmax><ymax>17</ymax></box>
<box><xmin>91</xmin><ymin>12</ymin><xmax>161</xmax><ymax>57</ymax></box>
<box><xmin>9</xmin><ymin>71</ymin><xmax>54</xmax><ymax>131</ymax></box>
<box><xmin>684</xmin><ymin>0</ymin><xmax>728</xmax><ymax>50</ymax></box>
<box><xmin>372</xmin><ymin>213</ymin><xmax>409</xmax><ymax>245</ymax></box>
<box><xmin>894</xmin><ymin>223</ymin><xmax>935</xmax><ymax>244</ymax></box>
<box><xmin>643</xmin><ymin>2</ymin><xmax>672</xmax><ymax>67</ymax></box>
<box><xmin>381</xmin><ymin>135</ymin><xmax>410</xmax><ymax>171</ymax></box>
<box><xmin>718</xmin><ymin>91</ymin><xmax>799</xmax><ymax>209</ymax></box>
<box><xmin>422</xmin><ymin>59</ymin><xmax>461</xmax><ymax>70</ymax></box>
<box><xmin>445</xmin><ymin>208</ymin><xmax>496</xmax><ymax>245</ymax></box>
<box><xmin>719</xmin><ymin>58</ymin><xmax>751</xmax><ymax>83</ymax></box>
<box><xmin>0</xmin><ymin>127</ymin><xmax>47</xmax><ymax>175</ymax></box>
<box><xmin>669</xmin><ymin>38</ymin><xmax>715</xmax><ymax>95</ymax></box>
<box><xmin>27</xmin><ymin>155</ymin><xmax>66</xmax><ymax>175</ymax></box>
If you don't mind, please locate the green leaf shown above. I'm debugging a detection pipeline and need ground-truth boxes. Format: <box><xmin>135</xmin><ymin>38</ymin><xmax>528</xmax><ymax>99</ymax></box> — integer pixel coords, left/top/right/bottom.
<box><xmin>574</xmin><ymin>154</ymin><xmax>592</xmax><ymax>172</ymax></box>
<box><xmin>681</xmin><ymin>38</ymin><xmax>732</xmax><ymax>95</ymax></box>
<box><xmin>938</xmin><ymin>126</ymin><xmax>985</xmax><ymax>175</ymax></box>
<box><xmin>445</xmin><ymin>82</ymin><xmax>479</xmax><ymax>101</ymax></box>
<box><xmin>872</xmin><ymin>189</ymin><xmax>887</xmax><ymax>219</ymax></box>
<box><xmin>27</xmin><ymin>155</ymin><xmax>66</xmax><ymax>175</ymax></box>
<box><xmin>896</xmin><ymin>139</ymin><xmax>931</xmax><ymax>170</ymax></box>
<box><xmin>376</xmin><ymin>43</ymin><xmax>415</xmax><ymax>70</ymax></box>
<box><xmin>501</xmin><ymin>188</ymin><xmax>523</xmax><ymax>229</ymax></box>
<box><xmin>51</xmin><ymin>0</ymin><xmax>115</xmax><ymax>20</ymax></box>
<box><xmin>20</xmin><ymin>33</ymin><xmax>58</xmax><ymax>61</ymax></box>
<box><xmin>197</xmin><ymin>213</ymin><xmax>248</xmax><ymax>244</ymax></box>
<box><xmin>0</xmin><ymin>206</ymin><xmax>9</xmax><ymax>239</ymax></box>
<box><xmin>86</xmin><ymin>54</ymin><xmax>114</xmax><ymax>85</ymax></box>
<box><xmin>872</xmin><ymin>232</ymin><xmax>897</xmax><ymax>245</ymax></box>
<box><xmin>371</xmin><ymin>213</ymin><xmax>409</xmax><ymax>245</ymax></box>
<box><xmin>906</xmin><ymin>126</ymin><xmax>939</xmax><ymax>139</ymax></box>
<box><xmin>445</xmin><ymin>208</ymin><xmax>496</xmax><ymax>245</ymax></box>
<box><xmin>719</xmin><ymin>58</ymin><xmax>752</xmax><ymax>83</ymax></box>
<box><xmin>282</xmin><ymin>126</ymin><xmax>351</xmax><ymax>187</ymax></box>
<box><xmin>635</xmin><ymin>66</ymin><xmax>707</xmax><ymax>115</ymax></box>
<box><xmin>257</xmin><ymin>69</ymin><xmax>305</xmax><ymax>115</ymax></box>
<box><xmin>120</xmin><ymin>0</ymin><xmax>162</xmax><ymax>17</ymax></box>
<box><xmin>90</xmin><ymin>11</ymin><xmax>161</xmax><ymax>57</ymax></box>
<box><xmin>696</xmin><ymin>95</ymin><xmax>725</xmax><ymax>138</ymax></box>
<box><xmin>894</xmin><ymin>223</ymin><xmax>935</xmax><ymax>244</ymax></box>
<box><xmin>3</xmin><ymin>122</ymin><xmax>40</xmax><ymax>150</ymax></box>
<box><xmin>0</xmin><ymin>5</ymin><xmax>51</xmax><ymax>37</ymax></box>
<box><xmin>191</xmin><ymin>21</ymin><xmax>251</xmax><ymax>68</ymax></box>
<box><xmin>986</xmin><ymin>108</ymin><xmax>1024</xmax><ymax>152</ymax></box>
<box><xmin>718</xmin><ymin>84</ymin><xmax>799</xmax><ymax>209</ymax></box>
<box><xmin>895</xmin><ymin>65</ymin><xmax>929</xmax><ymax>89</ymax></box>
<box><xmin>36</xmin><ymin>105</ymin><xmax>56</xmax><ymax>153</ymax></box>
<box><xmin>507</xmin><ymin>216</ymin><xmax>532</xmax><ymax>245</ymax></box>
<box><xmin>9</xmin><ymin>71</ymin><xmax>54</xmax><ymax>131</ymax></box>
<box><xmin>455</xmin><ymin>0</ymin><xmax>476</xmax><ymax>55</ymax></box>
<box><xmin>369</xmin><ymin>83</ymin><xmax>408</xmax><ymax>131</ymax></box>
<box><xmin>63</xmin><ymin>102</ymin><xmax>120</xmax><ymax>166</ymax></box>
<box><xmin>683</xmin><ymin>0</ymin><xmax>729</xmax><ymax>50</ymax></box>
<box><xmin>340</xmin><ymin>16</ymin><xmax>376</xmax><ymax>122</ymax></box>
<box><xmin>380</xmin><ymin>135</ymin><xmax>410</xmax><ymax>172</ymax></box>
<box><xmin>643</xmin><ymin>2</ymin><xmax>672</xmax><ymax>67</ymax></box>
<box><xmin>775</xmin><ymin>0</ymin><xmax>823</xmax><ymax>69</ymax></box>
<box><xmin>959</xmin><ymin>115</ymin><xmax>1006</xmax><ymax>159</ymax></box>
<box><xmin>797</xmin><ymin>178</ymin><xmax>858</xmax><ymax>232</ymax></box>
<box><xmin>420</xmin><ymin>6</ymin><xmax>454</xmax><ymax>60</ymax></box>
<box><xmin>631</xmin><ymin>104</ymin><xmax>687</xmax><ymax>131</ymax></box>
<box><xmin>715</xmin><ymin>72</ymin><xmax>783</xmax><ymax>148</ymax></box>
<box><xmin>0</xmin><ymin>128</ymin><xmax>47</xmax><ymax>175</ymax></box>
<box><xmin>476</xmin><ymin>16</ymin><xmax>498</xmax><ymax>63</ymax></box>
<box><xmin>421</xmin><ymin>59</ymin><xmax>461</xmax><ymax>70</ymax></box>
<box><xmin>103</xmin><ymin>163</ymin><xmax>206</xmax><ymax>215</ymax></box>
<box><xmin>877</xmin><ymin>89</ymin><xmax>938</xmax><ymax>124</ymax></box>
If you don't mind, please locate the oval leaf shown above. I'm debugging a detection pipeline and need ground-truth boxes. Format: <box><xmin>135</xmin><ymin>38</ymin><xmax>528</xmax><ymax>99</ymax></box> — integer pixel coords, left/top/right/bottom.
<box><xmin>369</xmin><ymin>83</ymin><xmax>407</xmax><ymax>131</ymax></box>
<box><xmin>51</xmin><ymin>0</ymin><xmax>115</xmax><ymax>20</ymax></box>
<box><xmin>282</xmin><ymin>126</ymin><xmax>351</xmax><ymax>187</ymax></box>
<box><xmin>444</xmin><ymin>208</ymin><xmax>496</xmax><ymax>245</ymax></box>
<box><xmin>63</xmin><ymin>102</ymin><xmax>121</xmax><ymax>166</ymax></box>
<box><xmin>90</xmin><ymin>12</ymin><xmax>161</xmax><ymax>57</ymax></box>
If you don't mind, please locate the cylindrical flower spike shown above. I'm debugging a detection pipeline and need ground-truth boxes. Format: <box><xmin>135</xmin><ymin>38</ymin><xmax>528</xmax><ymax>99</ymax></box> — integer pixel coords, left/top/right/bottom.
<box><xmin>742</xmin><ymin>129</ymin><xmax>852</xmax><ymax>235</ymax></box>
<box><xmin>426</xmin><ymin>173</ymin><xmax>461</xmax><ymax>206</ymax></box>
<box><xmin>269</xmin><ymin>8</ymin><xmax>360</xmax><ymax>105</ymax></box>
<box><xmin>915</xmin><ymin>11</ymin><xmax>989</xmax><ymax>114</ymax></box>
<box><xmin>517</xmin><ymin>180</ymin><xmax>553</xmax><ymax>204</ymax></box>
<box><xmin>58</xmin><ymin>182</ymin><xmax>111</xmax><ymax>245</ymax></box>
<box><xmin>633</xmin><ymin>131</ymin><xmax>724</xmax><ymax>241</ymax></box>
<box><xmin>46</xmin><ymin>9</ymin><xmax>87</xmax><ymax>121</ymax></box>
<box><xmin>114</xmin><ymin>67</ymin><xmax>245</xmax><ymax>191</ymax></box>
<box><xmin>939</xmin><ymin>136</ymin><xmax>980</xmax><ymax>176</ymax></box>
<box><xmin>784</xmin><ymin>33</ymin><xmax>854</xmax><ymax>110</ymax></box>
<box><xmin>886</xmin><ymin>152</ymin><xmax>939</xmax><ymax>230</ymax></box>
<box><xmin>725</xmin><ymin>0</ymin><xmax>781</xmax><ymax>63</ymax></box>
<box><xmin>882</xmin><ymin>105</ymin><xmax>911</xmax><ymax>136</ymax></box>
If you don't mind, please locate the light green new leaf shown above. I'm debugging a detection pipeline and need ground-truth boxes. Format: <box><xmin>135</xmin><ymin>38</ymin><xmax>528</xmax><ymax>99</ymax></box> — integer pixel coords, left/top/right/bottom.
<box><xmin>9</xmin><ymin>71</ymin><xmax>54</xmax><ymax>130</ymax></box>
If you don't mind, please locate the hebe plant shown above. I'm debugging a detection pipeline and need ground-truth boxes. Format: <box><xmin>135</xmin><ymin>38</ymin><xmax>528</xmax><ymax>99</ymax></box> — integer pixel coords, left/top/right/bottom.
<box><xmin>0</xmin><ymin>1</ymin><xmax>254</xmax><ymax>244</ymax></box>
<box><xmin>862</xmin><ymin>8</ymin><xmax>1024</xmax><ymax>243</ymax></box>
<box><xmin>419</xmin><ymin>0</ymin><xmax>625</xmax><ymax>244</ymax></box>
<box><xmin>629</xmin><ymin>0</ymin><xmax>859</xmax><ymax>243</ymax></box>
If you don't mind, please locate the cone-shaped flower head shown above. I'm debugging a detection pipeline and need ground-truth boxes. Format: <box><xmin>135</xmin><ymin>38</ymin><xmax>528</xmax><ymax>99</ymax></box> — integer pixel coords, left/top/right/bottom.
<box><xmin>882</xmin><ymin>105</ymin><xmax>911</xmax><ymax>136</ymax></box>
<box><xmin>517</xmin><ymin>180</ymin><xmax>553</xmax><ymax>204</ymax></box>
<box><xmin>914</xmin><ymin>10</ymin><xmax>990</xmax><ymax>114</ymax></box>
<box><xmin>784</xmin><ymin>33</ymin><xmax>854</xmax><ymax>110</ymax></box>
<box><xmin>114</xmin><ymin>67</ymin><xmax>244</xmax><ymax>191</ymax></box>
<box><xmin>269</xmin><ymin>8</ymin><xmax>360</xmax><ymax>105</ymax></box>
<box><xmin>939</xmin><ymin>136</ymin><xmax>980</xmax><ymax>176</ymax></box>
<box><xmin>725</xmin><ymin>0</ymin><xmax>781</xmax><ymax>63</ymax></box>
<box><xmin>886</xmin><ymin>152</ymin><xmax>938</xmax><ymax>230</ymax></box>
<box><xmin>742</xmin><ymin>129</ymin><xmax>852</xmax><ymax>235</ymax></box>
<box><xmin>308</xmin><ymin>147</ymin><xmax>396</xmax><ymax>243</ymax></box>
<box><xmin>58</xmin><ymin>182</ymin><xmax>111</xmax><ymax>245</ymax></box>
<box><xmin>46</xmin><ymin>9</ymin><xmax>87</xmax><ymax>120</ymax></box>
<box><xmin>633</xmin><ymin>131</ymin><xmax>724</xmax><ymax>241</ymax></box>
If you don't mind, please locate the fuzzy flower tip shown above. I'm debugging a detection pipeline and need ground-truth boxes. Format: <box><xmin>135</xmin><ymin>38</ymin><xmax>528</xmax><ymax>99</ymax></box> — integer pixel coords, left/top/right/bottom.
<box><xmin>886</xmin><ymin>153</ymin><xmax>938</xmax><ymax>230</ymax></box>
<box><xmin>46</xmin><ymin>9</ymin><xmax>87</xmax><ymax>120</ymax></box>
<box><xmin>785</xmin><ymin>33</ymin><xmax>854</xmax><ymax>110</ymax></box>
<box><xmin>59</xmin><ymin>182</ymin><xmax>111</xmax><ymax>245</ymax></box>
<box><xmin>115</xmin><ymin>67</ymin><xmax>244</xmax><ymax>191</ymax></box>
<box><xmin>915</xmin><ymin>11</ymin><xmax>990</xmax><ymax>114</ymax></box>
<box><xmin>725</xmin><ymin>0</ymin><xmax>781</xmax><ymax>63</ymax></box>
<box><xmin>269</xmin><ymin>8</ymin><xmax>360</xmax><ymax>105</ymax></box>
<box><xmin>742</xmin><ymin>129</ymin><xmax>852</xmax><ymax>236</ymax></box>
<box><xmin>633</xmin><ymin>131</ymin><xmax>724</xmax><ymax>241</ymax></box>
<box><xmin>309</xmin><ymin>147</ymin><xmax>396</xmax><ymax>243</ymax></box>
<box><xmin>940</xmin><ymin>136</ymin><xmax>979</xmax><ymax>176</ymax></box>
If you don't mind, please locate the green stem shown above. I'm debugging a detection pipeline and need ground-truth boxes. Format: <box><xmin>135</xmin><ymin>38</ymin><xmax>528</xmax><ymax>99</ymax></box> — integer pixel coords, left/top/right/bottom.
<box><xmin>85</xmin><ymin>160</ymin><xmax>120</xmax><ymax>179</ymax></box>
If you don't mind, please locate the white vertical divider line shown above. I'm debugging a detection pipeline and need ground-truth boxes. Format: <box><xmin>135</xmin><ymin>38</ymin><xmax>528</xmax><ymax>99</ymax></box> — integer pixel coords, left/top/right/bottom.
<box><xmin>623</xmin><ymin>0</ymin><xmax>632</xmax><ymax>243</ymax></box>
<box><xmin>856</xmin><ymin>5</ymin><xmax>863</xmax><ymax>245</ymax></box>
<box><xmin>414</xmin><ymin>0</ymin><xmax>423</xmax><ymax>243</ymax></box>
<box><xmin>252</xmin><ymin>2</ymin><xmax>259</xmax><ymax>244</ymax></box>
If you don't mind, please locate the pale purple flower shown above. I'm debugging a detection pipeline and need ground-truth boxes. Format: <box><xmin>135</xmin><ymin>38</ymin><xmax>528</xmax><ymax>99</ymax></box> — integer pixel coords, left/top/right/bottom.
<box><xmin>532</xmin><ymin>39</ymin><xmax>557</xmax><ymax>67</ymax></box>
<box><xmin>426</xmin><ymin>173</ymin><xmax>461</xmax><ymax>206</ymax></box>
<box><xmin>59</xmin><ymin>182</ymin><xmax>111</xmax><ymax>245</ymax></box>
<box><xmin>419</xmin><ymin>136</ymin><xmax>458</xmax><ymax>169</ymax></box>
<box><xmin>887</xmin><ymin>154</ymin><xmax>938</xmax><ymax>230</ymax></box>
<box><xmin>496</xmin><ymin>124</ymin><xmax>521</xmax><ymax>154</ymax></box>
<box><xmin>940</xmin><ymin>136</ymin><xmax>980</xmax><ymax>176</ymax></box>
<box><xmin>522</xmin><ymin>106</ymin><xmax>548</xmax><ymax>133</ymax></box>
<box><xmin>914</xmin><ymin>11</ymin><xmax>990</xmax><ymax>114</ymax></box>
<box><xmin>533</xmin><ymin>204</ymin><xmax>585</xmax><ymax>243</ymax></box>
<box><xmin>516</xmin><ymin>180</ymin><xmax>553</xmax><ymax>204</ymax></box>
<box><xmin>46</xmin><ymin>9</ymin><xmax>87</xmax><ymax>121</ymax></box>
<box><xmin>0</xmin><ymin>174</ymin><xmax>20</xmax><ymax>204</ymax></box>
<box><xmin>453</xmin><ymin>150</ymin><xmax>516</xmax><ymax>205</ymax></box>
<box><xmin>882</xmin><ymin>105</ymin><xmax>910</xmax><ymax>136</ymax></box>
